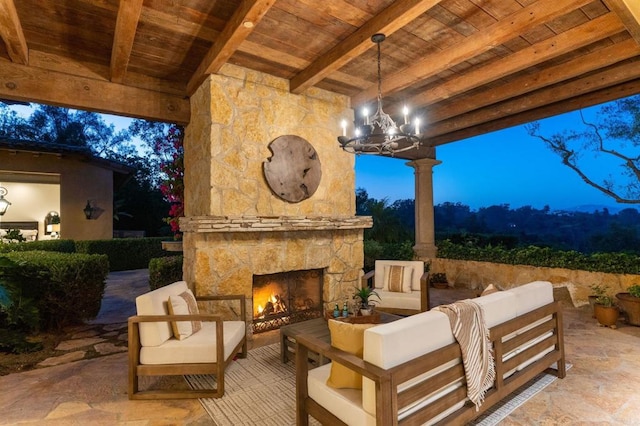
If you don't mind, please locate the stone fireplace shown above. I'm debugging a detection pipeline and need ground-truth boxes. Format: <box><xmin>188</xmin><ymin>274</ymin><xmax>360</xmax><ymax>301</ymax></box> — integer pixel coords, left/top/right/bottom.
<box><xmin>180</xmin><ymin>65</ymin><xmax>371</xmax><ymax>338</ymax></box>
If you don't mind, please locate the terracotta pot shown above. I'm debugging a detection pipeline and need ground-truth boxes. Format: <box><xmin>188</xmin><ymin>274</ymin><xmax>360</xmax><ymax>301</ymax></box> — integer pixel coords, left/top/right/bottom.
<box><xmin>616</xmin><ymin>293</ymin><xmax>640</xmax><ymax>326</ymax></box>
<box><xmin>594</xmin><ymin>304</ymin><xmax>620</xmax><ymax>329</ymax></box>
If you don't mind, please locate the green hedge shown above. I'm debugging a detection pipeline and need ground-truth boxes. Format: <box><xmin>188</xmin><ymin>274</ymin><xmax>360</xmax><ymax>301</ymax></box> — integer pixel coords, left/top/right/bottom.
<box><xmin>1</xmin><ymin>251</ymin><xmax>109</xmax><ymax>329</ymax></box>
<box><xmin>436</xmin><ymin>240</ymin><xmax>640</xmax><ymax>275</ymax></box>
<box><xmin>0</xmin><ymin>239</ymin><xmax>76</xmax><ymax>253</ymax></box>
<box><xmin>149</xmin><ymin>255</ymin><xmax>183</xmax><ymax>290</ymax></box>
<box><xmin>75</xmin><ymin>237</ymin><xmax>172</xmax><ymax>271</ymax></box>
<box><xmin>363</xmin><ymin>240</ymin><xmax>414</xmax><ymax>272</ymax></box>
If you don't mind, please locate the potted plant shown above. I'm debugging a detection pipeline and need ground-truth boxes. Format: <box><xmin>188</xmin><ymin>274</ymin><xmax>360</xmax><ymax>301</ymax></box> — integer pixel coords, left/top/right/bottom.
<box><xmin>616</xmin><ymin>284</ymin><xmax>640</xmax><ymax>326</ymax></box>
<box><xmin>593</xmin><ymin>285</ymin><xmax>619</xmax><ymax>329</ymax></box>
<box><xmin>430</xmin><ymin>272</ymin><xmax>449</xmax><ymax>289</ymax></box>
<box><xmin>589</xmin><ymin>284</ymin><xmax>607</xmax><ymax>318</ymax></box>
<box><xmin>353</xmin><ymin>286</ymin><xmax>380</xmax><ymax>316</ymax></box>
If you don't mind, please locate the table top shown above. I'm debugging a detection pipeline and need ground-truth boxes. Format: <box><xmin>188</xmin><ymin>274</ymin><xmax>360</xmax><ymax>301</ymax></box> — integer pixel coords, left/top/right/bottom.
<box><xmin>280</xmin><ymin>311</ymin><xmax>402</xmax><ymax>341</ymax></box>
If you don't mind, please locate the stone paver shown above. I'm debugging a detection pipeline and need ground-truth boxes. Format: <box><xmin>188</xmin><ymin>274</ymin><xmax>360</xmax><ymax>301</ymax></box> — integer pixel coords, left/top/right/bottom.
<box><xmin>38</xmin><ymin>351</ymin><xmax>86</xmax><ymax>367</ymax></box>
<box><xmin>55</xmin><ymin>337</ymin><xmax>105</xmax><ymax>351</ymax></box>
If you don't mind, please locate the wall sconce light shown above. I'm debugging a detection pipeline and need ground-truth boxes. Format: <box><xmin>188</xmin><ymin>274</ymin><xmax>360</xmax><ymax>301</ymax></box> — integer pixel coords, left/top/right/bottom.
<box><xmin>83</xmin><ymin>201</ymin><xmax>95</xmax><ymax>220</ymax></box>
<box><xmin>0</xmin><ymin>187</ymin><xmax>11</xmax><ymax>216</ymax></box>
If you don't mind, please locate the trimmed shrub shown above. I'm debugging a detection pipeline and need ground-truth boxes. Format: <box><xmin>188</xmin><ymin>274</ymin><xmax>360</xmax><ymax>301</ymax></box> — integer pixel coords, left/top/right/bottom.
<box><xmin>149</xmin><ymin>255</ymin><xmax>183</xmax><ymax>290</ymax></box>
<box><xmin>2</xmin><ymin>251</ymin><xmax>109</xmax><ymax>329</ymax></box>
<box><xmin>363</xmin><ymin>240</ymin><xmax>414</xmax><ymax>272</ymax></box>
<box><xmin>75</xmin><ymin>237</ymin><xmax>171</xmax><ymax>271</ymax></box>
<box><xmin>0</xmin><ymin>239</ymin><xmax>76</xmax><ymax>253</ymax></box>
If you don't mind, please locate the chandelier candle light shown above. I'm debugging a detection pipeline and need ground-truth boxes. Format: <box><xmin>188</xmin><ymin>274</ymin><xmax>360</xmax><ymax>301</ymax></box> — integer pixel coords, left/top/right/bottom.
<box><xmin>338</xmin><ymin>34</ymin><xmax>424</xmax><ymax>155</ymax></box>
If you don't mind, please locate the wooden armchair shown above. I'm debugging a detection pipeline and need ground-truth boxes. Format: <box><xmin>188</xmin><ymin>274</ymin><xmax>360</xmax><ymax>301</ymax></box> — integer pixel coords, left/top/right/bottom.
<box><xmin>128</xmin><ymin>281</ymin><xmax>247</xmax><ymax>399</ymax></box>
<box><xmin>361</xmin><ymin>260</ymin><xmax>429</xmax><ymax>315</ymax></box>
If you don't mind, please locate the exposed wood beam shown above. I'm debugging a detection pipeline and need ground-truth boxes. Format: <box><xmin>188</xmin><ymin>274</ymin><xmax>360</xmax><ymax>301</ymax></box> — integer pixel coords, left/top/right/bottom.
<box><xmin>110</xmin><ymin>0</ymin><xmax>143</xmax><ymax>84</ymax></box>
<box><xmin>407</xmin><ymin>13</ymin><xmax>625</xmax><ymax>109</ymax></box>
<box><xmin>0</xmin><ymin>0</ymin><xmax>28</xmax><ymax>64</ymax></box>
<box><xmin>605</xmin><ymin>0</ymin><xmax>640</xmax><ymax>45</ymax></box>
<box><xmin>289</xmin><ymin>0</ymin><xmax>443</xmax><ymax>94</ymax></box>
<box><xmin>187</xmin><ymin>0</ymin><xmax>276</xmax><ymax>95</ymax></box>
<box><xmin>0</xmin><ymin>60</ymin><xmax>189</xmax><ymax>124</ymax></box>
<box><xmin>426</xmin><ymin>38</ymin><xmax>640</xmax><ymax>124</ymax></box>
<box><xmin>428</xmin><ymin>78</ymin><xmax>640</xmax><ymax>147</ymax></box>
<box><xmin>424</xmin><ymin>60</ymin><xmax>640</xmax><ymax>141</ymax></box>
<box><xmin>351</xmin><ymin>0</ymin><xmax>595</xmax><ymax>106</ymax></box>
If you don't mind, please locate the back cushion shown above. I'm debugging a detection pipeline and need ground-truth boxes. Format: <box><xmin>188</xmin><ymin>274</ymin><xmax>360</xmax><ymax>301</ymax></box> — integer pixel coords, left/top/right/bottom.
<box><xmin>374</xmin><ymin>260</ymin><xmax>424</xmax><ymax>291</ymax></box>
<box><xmin>362</xmin><ymin>310</ymin><xmax>456</xmax><ymax>414</ymax></box>
<box><xmin>507</xmin><ymin>281</ymin><xmax>554</xmax><ymax>315</ymax></box>
<box><xmin>136</xmin><ymin>281</ymin><xmax>189</xmax><ymax>347</ymax></box>
<box><xmin>472</xmin><ymin>291</ymin><xmax>518</xmax><ymax>328</ymax></box>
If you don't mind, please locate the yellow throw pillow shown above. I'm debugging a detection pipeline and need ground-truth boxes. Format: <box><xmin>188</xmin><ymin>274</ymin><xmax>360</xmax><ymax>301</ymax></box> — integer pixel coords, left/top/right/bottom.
<box><xmin>326</xmin><ymin>320</ymin><xmax>376</xmax><ymax>389</ymax></box>
<box><xmin>167</xmin><ymin>289</ymin><xmax>202</xmax><ymax>340</ymax></box>
<box><xmin>383</xmin><ymin>265</ymin><xmax>413</xmax><ymax>293</ymax></box>
<box><xmin>481</xmin><ymin>284</ymin><xmax>500</xmax><ymax>296</ymax></box>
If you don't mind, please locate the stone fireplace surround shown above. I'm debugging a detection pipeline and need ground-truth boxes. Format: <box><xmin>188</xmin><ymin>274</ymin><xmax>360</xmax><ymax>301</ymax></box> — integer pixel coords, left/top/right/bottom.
<box><xmin>181</xmin><ymin>215</ymin><xmax>371</xmax><ymax>338</ymax></box>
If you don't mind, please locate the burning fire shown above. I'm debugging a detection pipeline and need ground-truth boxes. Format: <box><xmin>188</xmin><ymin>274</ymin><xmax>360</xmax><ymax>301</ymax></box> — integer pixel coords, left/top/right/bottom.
<box><xmin>255</xmin><ymin>293</ymin><xmax>287</xmax><ymax>318</ymax></box>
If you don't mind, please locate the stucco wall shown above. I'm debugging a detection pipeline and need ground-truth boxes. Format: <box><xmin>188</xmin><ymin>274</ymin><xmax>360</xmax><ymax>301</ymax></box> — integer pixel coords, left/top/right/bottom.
<box><xmin>0</xmin><ymin>151</ymin><xmax>114</xmax><ymax>240</ymax></box>
<box><xmin>430</xmin><ymin>257</ymin><xmax>640</xmax><ymax>307</ymax></box>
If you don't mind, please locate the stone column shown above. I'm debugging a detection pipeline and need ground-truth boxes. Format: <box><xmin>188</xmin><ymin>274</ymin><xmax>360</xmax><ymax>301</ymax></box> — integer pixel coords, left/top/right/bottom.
<box><xmin>407</xmin><ymin>158</ymin><xmax>441</xmax><ymax>259</ymax></box>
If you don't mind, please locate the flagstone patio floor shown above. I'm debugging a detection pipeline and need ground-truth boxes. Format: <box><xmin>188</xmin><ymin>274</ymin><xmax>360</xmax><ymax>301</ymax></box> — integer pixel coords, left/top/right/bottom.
<box><xmin>1</xmin><ymin>269</ymin><xmax>639</xmax><ymax>425</ymax></box>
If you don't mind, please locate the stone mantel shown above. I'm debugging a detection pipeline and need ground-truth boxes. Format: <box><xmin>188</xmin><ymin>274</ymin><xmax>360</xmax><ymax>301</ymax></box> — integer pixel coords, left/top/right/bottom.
<box><xmin>180</xmin><ymin>215</ymin><xmax>373</xmax><ymax>233</ymax></box>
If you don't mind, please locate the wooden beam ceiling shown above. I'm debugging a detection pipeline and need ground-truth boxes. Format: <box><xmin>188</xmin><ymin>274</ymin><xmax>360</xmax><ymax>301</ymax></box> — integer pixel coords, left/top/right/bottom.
<box><xmin>605</xmin><ymin>0</ymin><xmax>640</xmax><ymax>45</ymax></box>
<box><xmin>0</xmin><ymin>0</ymin><xmax>28</xmax><ymax>65</ymax></box>
<box><xmin>187</xmin><ymin>0</ymin><xmax>277</xmax><ymax>95</ymax></box>
<box><xmin>351</xmin><ymin>0</ymin><xmax>595</xmax><ymax>106</ymax></box>
<box><xmin>289</xmin><ymin>0</ymin><xmax>444</xmax><ymax>94</ymax></box>
<box><xmin>0</xmin><ymin>60</ymin><xmax>190</xmax><ymax>124</ymax></box>
<box><xmin>110</xmin><ymin>0</ymin><xmax>143</xmax><ymax>84</ymax></box>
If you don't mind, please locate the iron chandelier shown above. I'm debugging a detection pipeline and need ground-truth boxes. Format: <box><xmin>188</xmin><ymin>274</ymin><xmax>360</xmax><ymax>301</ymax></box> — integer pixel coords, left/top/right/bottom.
<box><xmin>338</xmin><ymin>33</ymin><xmax>424</xmax><ymax>155</ymax></box>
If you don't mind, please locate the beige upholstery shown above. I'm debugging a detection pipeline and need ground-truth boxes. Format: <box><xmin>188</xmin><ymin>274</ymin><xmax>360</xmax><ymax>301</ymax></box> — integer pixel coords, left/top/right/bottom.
<box><xmin>298</xmin><ymin>280</ymin><xmax>566</xmax><ymax>425</ymax></box>
<box><xmin>361</xmin><ymin>260</ymin><xmax>429</xmax><ymax>315</ymax></box>
<box><xmin>128</xmin><ymin>281</ymin><xmax>247</xmax><ymax>399</ymax></box>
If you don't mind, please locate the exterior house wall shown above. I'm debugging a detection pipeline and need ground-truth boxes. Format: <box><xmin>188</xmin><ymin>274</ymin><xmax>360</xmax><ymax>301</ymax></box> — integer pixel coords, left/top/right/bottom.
<box><xmin>0</xmin><ymin>150</ymin><xmax>114</xmax><ymax>240</ymax></box>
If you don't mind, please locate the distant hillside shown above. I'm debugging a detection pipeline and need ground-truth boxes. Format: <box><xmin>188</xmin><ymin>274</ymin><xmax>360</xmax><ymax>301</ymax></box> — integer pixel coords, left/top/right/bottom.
<box><xmin>556</xmin><ymin>204</ymin><xmax>640</xmax><ymax>214</ymax></box>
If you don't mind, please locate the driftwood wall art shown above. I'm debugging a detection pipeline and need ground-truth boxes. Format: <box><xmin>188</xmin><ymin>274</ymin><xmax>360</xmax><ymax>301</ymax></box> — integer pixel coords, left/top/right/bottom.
<box><xmin>263</xmin><ymin>135</ymin><xmax>322</xmax><ymax>203</ymax></box>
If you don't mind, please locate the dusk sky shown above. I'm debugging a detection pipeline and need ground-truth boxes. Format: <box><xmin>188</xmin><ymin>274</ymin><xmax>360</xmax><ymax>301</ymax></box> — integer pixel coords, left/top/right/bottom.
<box><xmin>356</xmin><ymin>105</ymin><xmax>627</xmax><ymax>212</ymax></box>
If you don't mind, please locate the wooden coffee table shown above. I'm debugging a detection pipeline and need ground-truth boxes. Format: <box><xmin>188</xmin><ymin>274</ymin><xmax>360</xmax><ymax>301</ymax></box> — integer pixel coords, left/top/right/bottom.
<box><xmin>279</xmin><ymin>311</ymin><xmax>402</xmax><ymax>365</ymax></box>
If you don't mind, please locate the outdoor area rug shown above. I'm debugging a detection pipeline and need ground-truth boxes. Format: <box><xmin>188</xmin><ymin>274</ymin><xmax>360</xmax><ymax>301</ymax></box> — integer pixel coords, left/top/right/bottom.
<box><xmin>186</xmin><ymin>344</ymin><xmax>569</xmax><ymax>426</ymax></box>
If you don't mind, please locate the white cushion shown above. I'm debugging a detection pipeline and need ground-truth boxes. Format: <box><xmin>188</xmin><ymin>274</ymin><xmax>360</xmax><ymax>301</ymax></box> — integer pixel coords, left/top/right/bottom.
<box><xmin>136</xmin><ymin>281</ymin><xmax>189</xmax><ymax>347</ymax></box>
<box><xmin>375</xmin><ymin>290</ymin><xmax>422</xmax><ymax>311</ymax></box>
<box><xmin>508</xmin><ymin>281</ymin><xmax>554</xmax><ymax>316</ymax></box>
<box><xmin>167</xmin><ymin>289</ymin><xmax>202</xmax><ymax>340</ymax></box>
<box><xmin>362</xmin><ymin>310</ymin><xmax>457</xmax><ymax>416</ymax></box>
<box><xmin>373</xmin><ymin>260</ymin><xmax>424</xmax><ymax>291</ymax></box>
<box><xmin>308</xmin><ymin>364</ymin><xmax>374</xmax><ymax>426</ymax></box>
<box><xmin>139</xmin><ymin>321</ymin><xmax>245</xmax><ymax>364</ymax></box>
<box><xmin>472</xmin><ymin>290</ymin><xmax>518</xmax><ymax>328</ymax></box>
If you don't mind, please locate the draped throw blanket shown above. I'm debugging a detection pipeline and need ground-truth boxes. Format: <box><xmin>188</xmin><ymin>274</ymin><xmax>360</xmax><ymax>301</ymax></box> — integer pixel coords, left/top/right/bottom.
<box><xmin>434</xmin><ymin>300</ymin><xmax>495</xmax><ymax>410</ymax></box>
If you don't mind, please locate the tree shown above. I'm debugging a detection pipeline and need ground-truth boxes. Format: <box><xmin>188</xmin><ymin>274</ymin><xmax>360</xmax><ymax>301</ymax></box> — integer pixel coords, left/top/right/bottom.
<box><xmin>526</xmin><ymin>95</ymin><xmax>640</xmax><ymax>204</ymax></box>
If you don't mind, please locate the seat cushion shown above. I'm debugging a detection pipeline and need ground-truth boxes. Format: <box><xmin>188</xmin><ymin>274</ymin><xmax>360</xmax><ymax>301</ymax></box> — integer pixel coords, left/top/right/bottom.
<box><xmin>375</xmin><ymin>290</ymin><xmax>422</xmax><ymax>311</ymax></box>
<box><xmin>136</xmin><ymin>281</ymin><xmax>189</xmax><ymax>347</ymax></box>
<box><xmin>139</xmin><ymin>320</ymin><xmax>245</xmax><ymax>364</ymax></box>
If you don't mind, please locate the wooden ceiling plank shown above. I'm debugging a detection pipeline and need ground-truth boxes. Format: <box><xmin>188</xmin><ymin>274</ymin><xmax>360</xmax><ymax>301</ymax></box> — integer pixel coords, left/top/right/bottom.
<box><xmin>110</xmin><ymin>0</ymin><xmax>144</xmax><ymax>84</ymax></box>
<box><xmin>408</xmin><ymin>12</ymin><xmax>625</xmax><ymax>108</ymax></box>
<box><xmin>187</xmin><ymin>0</ymin><xmax>276</xmax><ymax>95</ymax></box>
<box><xmin>0</xmin><ymin>60</ymin><xmax>189</xmax><ymax>124</ymax></box>
<box><xmin>351</xmin><ymin>0</ymin><xmax>595</xmax><ymax>106</ymax></box>
<box><xmin>428</xmin><ymin>38</ymin><xmax>640</xmax><ymax>123</ymax></box>
<box><xmin>0</xmin><ymin>0</ymin><xmax>28</xmax><ymax>64</ymax></box>
<box><xmin>424</xmin><ymin>59</ymin><xmax>640</xmax><ymax>140</ymax></box>
<box><xmin>428</xmin><ymin>78</ymin><xmax>640</xmax><ymax>147</ymax></box>
<box><xmin>604</xmin><ymin>0</ymin><xmax>640</xmax><ymax>45</ymax></box>
<box><xmin>290</xmin><ymin>0</ymin><xmax>443</xmax><ymax>95</ymax></box>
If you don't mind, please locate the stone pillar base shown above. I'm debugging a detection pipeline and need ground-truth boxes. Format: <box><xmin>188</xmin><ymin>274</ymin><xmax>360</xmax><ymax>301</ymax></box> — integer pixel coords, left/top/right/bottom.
<box><xmin>413</xmin><ymin>242</ymin><xmax>437</xmax><ymax>259</ymax></box>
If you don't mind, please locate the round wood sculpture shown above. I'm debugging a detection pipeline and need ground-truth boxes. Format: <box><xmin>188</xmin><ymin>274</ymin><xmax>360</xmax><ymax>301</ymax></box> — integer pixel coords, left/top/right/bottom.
<box><xmin>263</xmin><ymin>135</ymin><xmax>322</xmax><ymax>203</ymax></box>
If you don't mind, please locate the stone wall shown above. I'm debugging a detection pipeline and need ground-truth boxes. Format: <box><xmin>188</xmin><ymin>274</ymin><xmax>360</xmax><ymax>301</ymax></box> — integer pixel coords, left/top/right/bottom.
<box><xmin>430</xmin><ymin>258</ymin><xmax>640</xmax><ymax>307</ymax></box>
<box><xmin>181</xmin><ymin>64</ymin><xmax>368</xmax><ymax>330</ymax></box>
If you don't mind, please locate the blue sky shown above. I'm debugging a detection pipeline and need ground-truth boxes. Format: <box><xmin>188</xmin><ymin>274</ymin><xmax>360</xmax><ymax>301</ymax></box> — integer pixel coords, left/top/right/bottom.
<box><xmin>356</xmin><ymin>106</ymin><xmax>626</xmax><ymax>212</ymax></box>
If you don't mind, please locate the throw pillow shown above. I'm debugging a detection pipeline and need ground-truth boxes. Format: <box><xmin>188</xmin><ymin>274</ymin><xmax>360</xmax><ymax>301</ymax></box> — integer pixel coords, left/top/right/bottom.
<box><xmin>167</xmin><ymin>289</ymin><xmax>202</xmax><ymax>340</ymax></box>
<box><xmin>326</xmin><ymin>320</ymin><xmax>376</xmax><ymax>389</ymax></box>
<box><xmin>383</xmin><ymin>264</ymin><xmax>413</xmax><ymax>293</ymax></box>
<box><xmin>481</xmin><ymin>284</ymin><xmax>499</xmax><ymax>296</ymax></box>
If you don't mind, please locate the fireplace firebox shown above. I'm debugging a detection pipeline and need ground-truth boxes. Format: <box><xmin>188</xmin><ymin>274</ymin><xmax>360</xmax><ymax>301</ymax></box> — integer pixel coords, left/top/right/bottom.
<box><xmin>252</xmin><ymin>269</ymin><xmax>323</xmax><ymax>333</ymax></box>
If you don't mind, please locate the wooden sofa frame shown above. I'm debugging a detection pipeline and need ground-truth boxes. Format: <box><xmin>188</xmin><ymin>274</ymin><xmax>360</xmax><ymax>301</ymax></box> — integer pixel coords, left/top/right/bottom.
<box><xmin>361</xmin><ymin>269</ymin><xmax>430</xmax><ymax>316</ymax></box>
<box><xmin>128</xmin><ymin>294</ymin><xmax>247</xmax><ymax>400</ymax></box>
<box><xmin>296</xmin><ymin>300</ymin><xmax>565</xmax><ymax>425</ymax></box>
